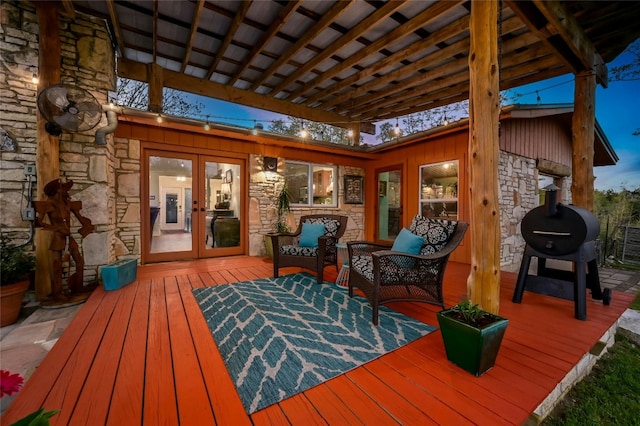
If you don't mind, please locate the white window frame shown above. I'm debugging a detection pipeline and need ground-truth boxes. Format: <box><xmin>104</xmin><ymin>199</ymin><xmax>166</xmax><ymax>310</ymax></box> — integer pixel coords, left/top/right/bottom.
<box><xmin>285</xmin><ymin>161</ymin><xmax>338</xmax><ymax>207</ymax></box>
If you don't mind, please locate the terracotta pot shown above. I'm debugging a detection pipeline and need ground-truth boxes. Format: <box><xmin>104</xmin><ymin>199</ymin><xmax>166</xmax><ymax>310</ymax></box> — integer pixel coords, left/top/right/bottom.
<box><xmin>0</xmin><ymin>279</ymin><xmax>29</xmax><ymax>327</ymax></box>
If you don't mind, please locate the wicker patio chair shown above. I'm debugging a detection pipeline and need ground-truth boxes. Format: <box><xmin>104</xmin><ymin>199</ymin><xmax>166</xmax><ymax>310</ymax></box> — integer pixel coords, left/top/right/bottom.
<box><xmin>270</xmin><ymin>214</ymin><xmax>348</xmax><ymax>284</ymax></box>
<box><xmin>348</xmin><ymin>216</ymin><xmax>468</xmax><ymax>325</ymax></box>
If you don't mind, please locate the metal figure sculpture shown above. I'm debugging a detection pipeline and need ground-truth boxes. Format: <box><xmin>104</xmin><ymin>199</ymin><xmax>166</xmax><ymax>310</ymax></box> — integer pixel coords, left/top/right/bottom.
<box><xmin>34</xmin><ymin>179</ymin><xmax>94</xmax><ymax>302</ymax></box>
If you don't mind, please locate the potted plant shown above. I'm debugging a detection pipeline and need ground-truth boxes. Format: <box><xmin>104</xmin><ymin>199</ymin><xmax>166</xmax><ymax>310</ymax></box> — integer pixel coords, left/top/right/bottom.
<box><xmin>436</xmin><ymin>299</ymin><xmax>509</xmax><ymax>377</ymax></box>
<box><xmin>1</xmin><ymin>235</ymin><xmax>36</xmax><ymax>327</ymax></box>
<box><xmin>265</xmin><ymin>184</ymin><xmax>292</xmax><ymax>258</ymax></box>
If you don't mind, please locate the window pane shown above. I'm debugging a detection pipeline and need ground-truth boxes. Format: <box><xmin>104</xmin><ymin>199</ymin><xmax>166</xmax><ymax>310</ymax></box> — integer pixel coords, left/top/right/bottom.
<box><xmin>285</xmin><ymin>162</ymin><xmax>309</xmax><ymax>204</ymax></box>
<box><xmin>312</xmin><ymin>166</ymin><xmax>335</xmax><ymax>205</ymax></box>
<box><xmin>420</xmin><ymin>161</ymin><xmax>458</xmax><ymax>219</ymax></box>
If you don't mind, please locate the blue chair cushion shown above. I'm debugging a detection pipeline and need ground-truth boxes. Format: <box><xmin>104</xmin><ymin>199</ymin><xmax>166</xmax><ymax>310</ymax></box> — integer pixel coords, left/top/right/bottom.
<box><xmin>391</xmin><ymin>228</ymin><xmax>424</xmax><ymax>255</ymax></box>
<box><xmin>299</xmin><ymin>223</ymin><xmax>326</xmax><ymax>248</ymax></box>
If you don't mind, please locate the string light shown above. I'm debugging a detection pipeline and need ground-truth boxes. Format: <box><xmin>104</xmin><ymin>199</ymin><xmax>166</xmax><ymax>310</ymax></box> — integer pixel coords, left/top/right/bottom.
<box><xmin>300</xmin><ymin>121</ymin><xmax>308</xmax><ymax>139</ymax></box>
<box><xmin>443</xmin><ymin>112</ymin><xmax>449</xmax><ymax>126</ymax></box>
<box><xmin>394</xmin><ymin>118</ymin><xmax>400</xmax><ymax>135</ymax></box>
<box><xmin>204</xmin><ymin>115</ymin><xmax>210</xmax><ymax>131</ymax></box>
<box><xmin>156</xmin><ymin>113</ymin><xmax>162</xmax><ymax>123</ymax></box>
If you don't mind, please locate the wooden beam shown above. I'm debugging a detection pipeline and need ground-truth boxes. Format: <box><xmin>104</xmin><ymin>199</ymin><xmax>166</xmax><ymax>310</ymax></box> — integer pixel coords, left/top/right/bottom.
<box><xmin>105</xmin><ymin>0</ymin><xmax>126</xmax><ymax>56</ymax></box>
<box><xmin>180</xmin><ymin>0</ymin><xmax>205</xmax><ymax>73</ymax></box>
<box><xmin>152</xmin><ymin>0</ymin><xmax>158</xmax><ymax>63</ymax></box>
<box><xmin>147</xmin><ymin>63</ymin><xmax>163</xmax><ymax>113</ymax></box>
<box><xmin>294</xmin><ymin>1</ymin><xmax>466</xmax><ymax>105</ymax></box>
<box><xmin>205</xmin><ymin>1</ymin><xmax>251</xmax><ymax>80</ymax></box>
<box><xmin>571</xmin><ymin>70</ymin><xmax>596</xmax><ymax>210</ymax></box>
<box><xmin>35</xmin><ymin>1</ymin><xmax>61</xmax><ymax>301</ymax></box>
<box><xmin>467</xmin><ymin>0</ymin><xmax>501</xmax><ymax>314</ymax></box>
<box><xmin>506</xmin><ymin>0</ymin><xmax>607</xmax><ymax>87</ymax></box>
<box><xmin>272</xmin><ymin>0</ymin><xmax>405</xmax><ymax>98</ymax></box>
<box><xmin>249</xmin><ymin>1</ymin><xmax>353</xmax><ymax>91</ymax></box>
<box><xmin>228</xmin><ymin>1</ymin><xmax>300</xmax><ymax>86</ymax></box>
<box><xmin>118</xmin><ymin>58</ymin><xmax>370</xmax><ymax>133</ymax></box>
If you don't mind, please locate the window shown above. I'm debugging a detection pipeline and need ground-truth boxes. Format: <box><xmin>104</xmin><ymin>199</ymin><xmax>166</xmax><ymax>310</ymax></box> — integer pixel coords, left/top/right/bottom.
<box><xmin>285</xmin><ymin>161</ymin><xmax>337</xmax><ymax>207</ymax></box>
<box><xmin>419</xmin><ymin>161</ymin><xmax>458</xmax><ymax>219</ymax></box>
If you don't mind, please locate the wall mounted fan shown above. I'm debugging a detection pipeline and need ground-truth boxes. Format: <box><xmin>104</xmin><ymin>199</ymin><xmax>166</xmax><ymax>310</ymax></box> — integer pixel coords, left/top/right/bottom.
<box><xmin>37</xmin><ymin>84</ymin><xmax>102</xmax><ymax>136</ymax></box>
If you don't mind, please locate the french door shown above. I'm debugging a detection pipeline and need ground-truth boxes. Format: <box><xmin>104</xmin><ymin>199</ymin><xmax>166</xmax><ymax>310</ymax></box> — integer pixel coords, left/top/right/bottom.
<box><xmin>142</xmin><ymin>149</ymin><xmax>244</xmax><ymax>263</ymax></box>
<box><xmin>376</xmin><ymin>168</ymin><xmax>403</xmax><ymax>243</ymax></box>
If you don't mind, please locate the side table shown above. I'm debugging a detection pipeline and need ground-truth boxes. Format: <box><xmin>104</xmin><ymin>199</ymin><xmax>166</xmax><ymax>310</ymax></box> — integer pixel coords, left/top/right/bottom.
<box><xmin>336</xmin><ymin>243</ymin><xmax>350</xmax><ymax>287</ymax></box>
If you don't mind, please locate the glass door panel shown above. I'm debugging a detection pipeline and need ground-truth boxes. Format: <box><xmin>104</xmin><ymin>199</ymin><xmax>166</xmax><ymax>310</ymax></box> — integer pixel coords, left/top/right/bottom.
<box><xmin>201</xmin><ymin>157</ymin><xmax>243</xmax><ymax>255</ymax></box>
<box><xmin>147</xmin><ymin>153</ymin><xmax>196</xmax><ymax>260</ymax></box>
<box><xmin>377</xmin><ymin>169</ymin><xmax>402</xmax><ymax>242</ymax></box>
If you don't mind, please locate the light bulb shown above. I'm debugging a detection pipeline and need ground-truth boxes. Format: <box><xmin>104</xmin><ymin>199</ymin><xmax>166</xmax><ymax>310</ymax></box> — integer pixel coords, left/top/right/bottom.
<box><xmin>156</xmin><ymin>114</ymin><xmax>162</xmax><ymax>123</ymax></box>
<box><xmin>31</xmin><ymin>73</ymin><xmax>39</xmax><ymax>84</ymax></box>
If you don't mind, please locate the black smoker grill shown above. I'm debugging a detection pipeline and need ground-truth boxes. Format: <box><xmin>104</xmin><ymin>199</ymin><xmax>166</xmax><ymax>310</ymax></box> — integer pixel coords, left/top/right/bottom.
<box><xmin>512</xmin><ymin>185</ymin><xmax>611</xmax><ymax>320</ymax></box>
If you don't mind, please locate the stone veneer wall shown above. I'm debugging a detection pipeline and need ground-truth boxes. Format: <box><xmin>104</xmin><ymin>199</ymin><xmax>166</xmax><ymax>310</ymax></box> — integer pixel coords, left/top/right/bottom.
<box><xmin>248</xmin><ymin>155</ymin><xmax>365</xmax><ymax>256</ymax></box>
<box><xmin>498</xmin><ymin>150</ymin><xmax>573</xmax><ymax>272</ymax></box>
<box><xmin>0</xmin><ymin>2</ymin><xmax>117</xmax><ymax>286</ymax></box>
<box><xmin>498</xmin><ymin>151</ymin><xmax>538</xmax><ymax>272</ymax></box>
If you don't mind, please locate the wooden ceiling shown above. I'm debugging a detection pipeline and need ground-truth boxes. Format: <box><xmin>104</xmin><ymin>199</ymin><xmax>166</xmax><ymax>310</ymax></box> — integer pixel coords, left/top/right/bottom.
<box><xmin>68</xmin><ymin>0</ymin><xmax>640</xmax><ymax>133</ymax></box>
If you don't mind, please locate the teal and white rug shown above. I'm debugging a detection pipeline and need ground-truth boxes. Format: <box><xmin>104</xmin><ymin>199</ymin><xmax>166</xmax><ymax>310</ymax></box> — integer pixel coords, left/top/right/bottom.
<box><xmin>192</xmin><ymin>272</ymin><xmax>436</xmax><ymax>414</ymax></box>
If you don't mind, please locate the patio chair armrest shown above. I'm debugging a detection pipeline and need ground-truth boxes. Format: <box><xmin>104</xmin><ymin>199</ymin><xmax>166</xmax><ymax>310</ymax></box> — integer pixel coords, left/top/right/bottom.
<box><xmin>347</xmin><ymin>241</ymin><xmax>392</xmax><ymax>261</ymax></box>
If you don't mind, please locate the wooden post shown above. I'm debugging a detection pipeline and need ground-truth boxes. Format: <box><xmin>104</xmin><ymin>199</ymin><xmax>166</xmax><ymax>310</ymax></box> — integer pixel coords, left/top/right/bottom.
<box><xmin>571</xmin><ymin>70</ymin><xmax>596</xmax><ymax>210</ymax></box>
<box><xmin>147</xmin><ymin>63</ymin><xmax>164</xmax><ymax>113</ymax></box>
<box><xmin>467</xmin><ymin>0</ymin><xmax>501</xmax><ymax>314</ymax></box>
<box><xmin>34</xmin><ymin>2</ymin><xmax>61</xmax><ymax>300</ymax></box>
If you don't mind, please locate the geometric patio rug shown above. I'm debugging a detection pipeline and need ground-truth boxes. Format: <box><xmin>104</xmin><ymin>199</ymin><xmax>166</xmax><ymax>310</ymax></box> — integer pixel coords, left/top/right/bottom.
<box><xmin>192</xmin><ymin>272</ymin><xmax>436</xmax><ymax>414</ymax></box>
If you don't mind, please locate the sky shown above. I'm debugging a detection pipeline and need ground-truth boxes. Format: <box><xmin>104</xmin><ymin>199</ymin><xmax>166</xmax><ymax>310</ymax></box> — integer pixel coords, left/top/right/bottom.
<box><xmin>194</xmin><ymin>43</ymin><xmax>639</xmax><ymax>192</ymax></box>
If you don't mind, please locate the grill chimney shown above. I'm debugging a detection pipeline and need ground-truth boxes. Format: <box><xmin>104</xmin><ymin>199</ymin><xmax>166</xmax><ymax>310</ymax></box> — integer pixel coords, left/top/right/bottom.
<box><xmin>543</xmin><ymin>183</ymin><xmax>560</xmax><ymax>217</ymax></box>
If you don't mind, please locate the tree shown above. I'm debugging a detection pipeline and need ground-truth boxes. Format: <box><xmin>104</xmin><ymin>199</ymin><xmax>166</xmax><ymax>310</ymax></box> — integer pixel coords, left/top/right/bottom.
<box><xmin>116</xmin><ymin>78</ymin><xmax>204</xmax><ymax>117</ymax></box>
<box><xmin>267</xmin><ymin>116</ymin><xmax>360</xmax><ymax>145</ymax></box>
<box><xmin>375</xmin><ymin>101</ymin><xmax>470</xmax><ymax>144</ymax></box>
<box><xmin>593</xmin><ymin>186</ymin><xmax>640</xmax><ymax>261</ymax></box>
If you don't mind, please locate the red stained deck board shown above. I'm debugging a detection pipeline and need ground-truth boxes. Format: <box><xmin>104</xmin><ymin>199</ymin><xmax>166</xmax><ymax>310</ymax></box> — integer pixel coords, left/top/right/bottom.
<box><xmin>143</xmin><ymin>278</ymin><xmax>178</xmax><ymax>425</ymax></box>
<box><xmin>167</xmin><ymin>276</ymin><xmax>217</xmax><ymax>425</ymax></box>
<box><xmin>322</xmin><ymin>375</ymin><xmax>401</xmax><ymax>425</ymax></box>
<box><xmin>106</xmin><ymin>279</ymin><xmax>150</xmax><ymax>426</ymax></box>
<box><xmin>2</xmin><ymin>258</ymin><xmax>634</xmax><ymax>426</ymax></box>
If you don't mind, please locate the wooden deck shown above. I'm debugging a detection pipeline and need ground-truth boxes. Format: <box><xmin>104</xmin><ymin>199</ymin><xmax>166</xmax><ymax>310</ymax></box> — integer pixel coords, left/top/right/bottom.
<box><xmin>2</xmin><ymin>257</ymin><xmax>634</xmax><ymax>425</ymax></box>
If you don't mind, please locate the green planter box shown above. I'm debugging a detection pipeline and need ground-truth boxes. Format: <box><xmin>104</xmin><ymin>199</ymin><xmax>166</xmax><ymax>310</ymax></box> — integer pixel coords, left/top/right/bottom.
<box><xmin>436</xmin><ymin>308</ymin><xmax>508</xmax><ymax>377</ymax></box>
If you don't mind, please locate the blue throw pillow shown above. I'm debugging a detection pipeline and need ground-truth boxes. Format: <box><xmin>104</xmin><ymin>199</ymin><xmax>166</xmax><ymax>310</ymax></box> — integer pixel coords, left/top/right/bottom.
<box><xmin>299</xmin><ymin>223</ymin><xmax>326</xmax><ymax>248</ymax></box>
<box><xmin>390</xmin><ymin>228</ymin><xmax>424</xmax><ymax>268</ymax></box>
<box><xmin>392</xmin><ymin>228</ymin><xmax>424</xmax><ymax>255</ymax></box>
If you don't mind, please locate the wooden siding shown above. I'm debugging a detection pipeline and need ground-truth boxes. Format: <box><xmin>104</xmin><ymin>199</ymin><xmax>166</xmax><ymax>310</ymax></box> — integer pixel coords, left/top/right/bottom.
<box><xmin>116</xmin><ymin>116</ymin><xmax>373</xmax><ymax>169</ymax></box>
<box><xmin>364</xmin><ymin>130</ymin><xmax>471</xmax><ymax>264</ymax></box>
<box><xmin>2</xmin><ymin>257</ymin><xmax>634</xmax><ymax>425</ymax></box>
<box><xmin>500</xmin><ymin>117</ymin><xmax>573</xmax><ymax>168</ymax></box>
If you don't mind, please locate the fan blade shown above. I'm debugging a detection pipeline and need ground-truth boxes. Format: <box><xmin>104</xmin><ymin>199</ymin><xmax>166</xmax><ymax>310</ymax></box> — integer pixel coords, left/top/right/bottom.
<box><xmin>75</xmin><ymin>110</ymin><xmax>102</xmax><ymax>131</ymax></box>
<box><xmin>75</xmin><ymin>101</ymin><xmax>103</xmax><ymax>113</ymax></box>
<box><xmin>54</xmin><ymin>113</ymin><xmax>79</xmax><ymax>131</ymax></box>
<box><xmin>45</xmin><ymin>86</ymin><xmax>72</xmax><ymax>109</ymax></box>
